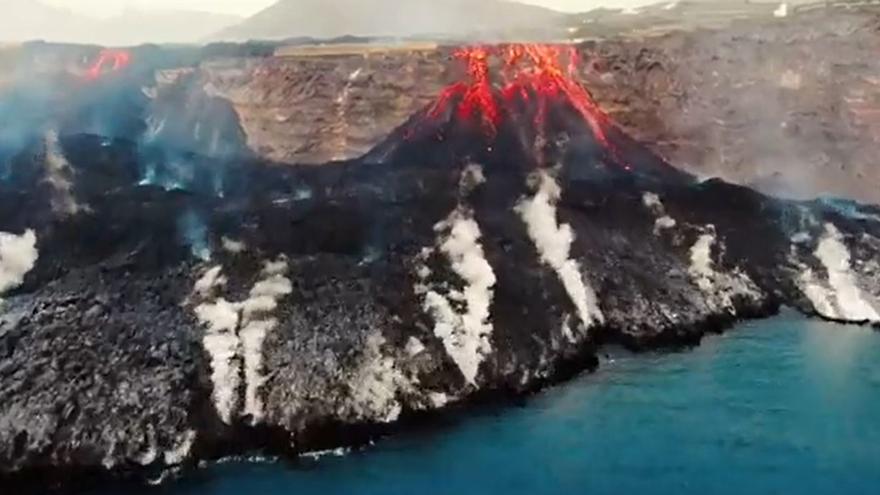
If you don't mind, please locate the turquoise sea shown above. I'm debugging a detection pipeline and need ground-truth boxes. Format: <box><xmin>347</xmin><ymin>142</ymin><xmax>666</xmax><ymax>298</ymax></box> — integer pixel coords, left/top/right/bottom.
<box><xmin>104</xmin><ymin>312</ymin><xmax>880</xmax><ymax>495</ymax></box>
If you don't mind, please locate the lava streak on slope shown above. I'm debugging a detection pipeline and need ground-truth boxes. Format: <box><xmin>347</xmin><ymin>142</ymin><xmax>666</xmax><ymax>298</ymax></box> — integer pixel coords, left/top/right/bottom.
<box><xmin>85</xmin><ymin>49</ymin><xmax>132</xmax><ymax>80</ymax></box>
<box><xmin>420</xmin><ymin>43</ymin><xmax>626</xmax><ymax>168</ymax></box>
<box><xmin>501</xmin><ymin>45</ymin><xmax>611</xmax><ymax>150</ymax></box>
<box><xmin>428</xmin><ymin>47</ymin><xmax>500</xmax><ymax>136</ymax></box>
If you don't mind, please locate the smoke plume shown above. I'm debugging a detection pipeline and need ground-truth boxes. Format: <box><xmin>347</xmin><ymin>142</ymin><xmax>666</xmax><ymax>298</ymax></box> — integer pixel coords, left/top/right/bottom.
<box><xmin>0</xmin><ymin>229</ymin><xmax>38</xmax><ymax>298</ymax></box>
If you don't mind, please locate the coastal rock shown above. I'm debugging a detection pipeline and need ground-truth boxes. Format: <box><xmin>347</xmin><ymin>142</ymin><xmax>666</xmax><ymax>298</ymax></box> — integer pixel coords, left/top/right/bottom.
<box><xmin>2</xmin><ymin>98</ymin><xmax>880</xmax><ymax>490</ymax></box>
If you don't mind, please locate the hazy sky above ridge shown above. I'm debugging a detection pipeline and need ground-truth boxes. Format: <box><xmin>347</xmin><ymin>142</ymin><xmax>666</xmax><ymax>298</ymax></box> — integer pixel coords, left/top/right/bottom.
<box><xmin>15</xmin><ymin>0</ymin><xmax>671</xmax><ymax>45</ymax></box>
<box><xmin>42</xmin><ymin>0</ymin><xmax>660</xmax><ymax>17</ymax></box>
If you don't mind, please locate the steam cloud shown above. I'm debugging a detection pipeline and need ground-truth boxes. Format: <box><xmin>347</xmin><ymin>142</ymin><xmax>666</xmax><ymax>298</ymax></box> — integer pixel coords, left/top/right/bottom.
<box><xmin>0</xmin><ymin>229</ymin><xmax>38</xmax><ymax>297</ymax></box>
<box><xmin>516</xmin><ymin>171</ymin><xmax>603</xmax><ymax>332</ymax></box>
<box><xmin>193</xmin><ymin>258</ymin><xmax>293</xmax><ymax>424</ymax></box>
<box><xmin>424</xmin><ymin>206</ymin><xmax>497</xmax><ymax>386</ymax></box>
<box><xmin>813</xmin><ymin>223</ymin><xmax>880</xmax><ymax>322</ymax></box>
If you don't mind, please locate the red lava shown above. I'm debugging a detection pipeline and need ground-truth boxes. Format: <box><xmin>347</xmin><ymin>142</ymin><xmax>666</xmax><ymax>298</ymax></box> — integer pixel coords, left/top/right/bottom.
<box><xmin>423</xmin><ymin>44</ymin><xmax>628</xmax><ymax>167</ymax></box>
<box><xmin>85</xmin><ymin>49</ymin><xmax>132</xmax><ymax>81</ymax></box>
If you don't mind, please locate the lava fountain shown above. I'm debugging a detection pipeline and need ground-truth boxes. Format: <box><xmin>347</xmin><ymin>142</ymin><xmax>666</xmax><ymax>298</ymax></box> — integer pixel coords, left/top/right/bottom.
<box><xmin>416</xmin><ymin>44</ymin><xmax>627</xmax><ymax>168</ymax></box>
<box><xmin>85</xmin><ymin>49</ymin><xmax>132</xmax><ymax>81</ymax></box>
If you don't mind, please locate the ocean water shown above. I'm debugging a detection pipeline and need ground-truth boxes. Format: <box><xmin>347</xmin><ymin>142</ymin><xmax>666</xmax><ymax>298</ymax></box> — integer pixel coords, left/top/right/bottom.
<box><xmin>124</xmin><ymin>312</ymin><xmax>880</xmax><ymax>495</ymax></box>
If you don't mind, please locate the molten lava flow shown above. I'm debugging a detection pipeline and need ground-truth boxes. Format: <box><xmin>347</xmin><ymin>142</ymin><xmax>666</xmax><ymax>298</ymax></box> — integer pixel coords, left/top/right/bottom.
<box><xmin>503</xmin><ymin>44</ymin><xmax>611</xmax><ymax>149</ymax></box>
<box><xmin>85</xmin><ymin>49</ymin><xmax>132</xmax><ymax>80</ymax></box>
<box><xmin>420</xmin><ymin>43</ymin><xmax>628</xmax><ymax>168</ymax></box>
<box><xmin>429</xmin><ymin>47</ymin><xmax>501</xmax><ymax>136</ymax></box>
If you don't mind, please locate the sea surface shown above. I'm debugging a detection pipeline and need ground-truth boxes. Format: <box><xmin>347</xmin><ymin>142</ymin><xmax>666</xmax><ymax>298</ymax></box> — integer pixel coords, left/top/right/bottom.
<box><xmin>104</xmin><ymin>312</ymin><xmax>880</xmax><ymax>495</ymax></box>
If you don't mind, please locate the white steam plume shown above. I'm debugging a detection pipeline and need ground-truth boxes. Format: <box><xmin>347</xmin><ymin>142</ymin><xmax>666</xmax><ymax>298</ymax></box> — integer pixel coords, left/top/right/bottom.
<box><xmin>191</xmin><ymin>258</ymin><xmax>292</xmax><ymax>424</ymax></box>
<box><xmin>812</xmin><ymin>223</ymin><xmax>880</xmax><ymax>322</ymax></box>
<box><xmin>516</xmin><ymin>171</ymin><xmax>603</xmax><ymax>332</ymax></box>
<box><xmin>0</xmin><ymin>229</ymin><xmax>38</xmax><ymax>299</ymax></box>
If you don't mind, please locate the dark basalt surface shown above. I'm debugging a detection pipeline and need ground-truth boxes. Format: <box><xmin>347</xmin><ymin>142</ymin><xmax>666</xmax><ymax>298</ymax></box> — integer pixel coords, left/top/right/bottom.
<box><xmin>2</xmin><ymin>92</ymin><xmax>880</xmax><ymax>493</ymax></box>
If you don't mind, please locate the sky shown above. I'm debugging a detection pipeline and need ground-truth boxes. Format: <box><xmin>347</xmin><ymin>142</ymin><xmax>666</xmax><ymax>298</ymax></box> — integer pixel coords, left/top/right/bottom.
<box><xmin>42</xmin><ymin>0</ymin><xmax>659</xmax><ymax>18</ymax></box>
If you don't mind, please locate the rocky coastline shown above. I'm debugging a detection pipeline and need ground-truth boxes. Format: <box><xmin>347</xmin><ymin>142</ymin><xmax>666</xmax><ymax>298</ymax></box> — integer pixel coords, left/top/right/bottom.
<box><xmin>3</xmin><ymin>9</ymin><xmax>880</xmax><ymax>492</ymax></box>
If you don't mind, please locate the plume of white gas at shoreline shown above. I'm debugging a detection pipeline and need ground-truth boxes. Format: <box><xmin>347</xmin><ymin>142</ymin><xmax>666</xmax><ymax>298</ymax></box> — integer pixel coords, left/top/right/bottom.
<box><xmin>192</xmin><ymin>258</ymin><xmax>292</xmax><ymax>425</ymax></box>
<box><xmin>811</xmin><ymin>223</ymin><xmax>880</xmax><ymax>322</ymax></box>
<box><xmin>417</xmin><ymin>164</ymin><xmax>497</xmax><ymax>386</ymax></box>
<box><xmin>423</xmin><ymin>206</ymin><xmax>497</xmax><ymax>385</ymax></box>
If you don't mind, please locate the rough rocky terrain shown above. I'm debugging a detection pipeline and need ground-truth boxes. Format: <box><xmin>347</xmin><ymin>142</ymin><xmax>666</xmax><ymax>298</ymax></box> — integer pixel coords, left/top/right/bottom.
<box><xmin>2</xmin><ymin>4</ymin><xmax>880</xmax><ymax>493</ymax></box>
<box><xmin>585</xmin><ymin>6</ymin><xmax>880</xmax><ymax>203</ymax></box>
<box><xmin>4</xmin><ymin>53</ymin><xmax>880</xmax><ymax>491</ymax></box>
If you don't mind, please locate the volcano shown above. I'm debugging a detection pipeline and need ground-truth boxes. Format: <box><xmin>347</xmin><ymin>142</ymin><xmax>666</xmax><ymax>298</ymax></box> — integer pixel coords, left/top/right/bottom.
<box><xmin>368</xmin><ymin>44</ymin><xmax>691</xmax><ymax>186</ymax></box>
<box><xmin>3</xmin><ymin>40</ymin><xmax>880</xmax><ymax>493</ymax></box>
<box><xmin>85</xmin><ymin>49</ymin><xmax>132</xmax><ymax>81</ymax></box>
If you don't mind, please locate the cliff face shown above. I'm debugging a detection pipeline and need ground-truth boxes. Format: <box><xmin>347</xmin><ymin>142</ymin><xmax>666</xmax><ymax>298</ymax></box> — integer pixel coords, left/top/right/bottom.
<box><xmin>585</xmin><ymin>9</ymin><xmax>880</xmax><ymax>203</ymax></box>
<box><xmin>198</xmin><ymin>49</ymin><xmax>453</xmax><ymax>164</ymax></box>
<box><xmin>153</xmin><ymin>8</ymin><xmax>880</xmax><ymax>202</ymax></box>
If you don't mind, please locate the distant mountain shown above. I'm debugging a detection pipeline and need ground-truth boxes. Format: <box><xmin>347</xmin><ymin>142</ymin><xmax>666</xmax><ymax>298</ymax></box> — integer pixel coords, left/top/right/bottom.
<box><xmin>1</xmin><ymin>1</ymin><xmax>242</xmax><ymax>46</ymax></box>
<box><xmin>215</xmin><ymin>0</ymin><xmax>564</xmax><ymax>41</ymax></box>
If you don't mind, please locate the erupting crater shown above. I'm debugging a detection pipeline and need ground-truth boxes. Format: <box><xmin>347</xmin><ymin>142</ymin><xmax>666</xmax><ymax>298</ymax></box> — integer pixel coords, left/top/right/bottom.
<box><xmin>84</xmin><ymin>49</ymin><xmax>132</xmax><ymax>81</ymax></box>
<box><xmin>427</xmin><ymin>45</ymin><xmax>610</xmax><ymax>145</ymax></box>
<box><xmin>390</xmin><ymin>43</ymin><xmax>681</xmax><ymax>182</ymax></box>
